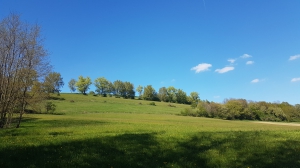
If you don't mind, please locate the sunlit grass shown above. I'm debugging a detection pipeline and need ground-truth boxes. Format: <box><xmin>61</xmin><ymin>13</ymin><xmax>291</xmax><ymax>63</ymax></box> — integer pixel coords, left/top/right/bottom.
<box><xmin>1</xmin><ymin>94</ymin><xmax>300</xmax><ymax>167</ymax></box>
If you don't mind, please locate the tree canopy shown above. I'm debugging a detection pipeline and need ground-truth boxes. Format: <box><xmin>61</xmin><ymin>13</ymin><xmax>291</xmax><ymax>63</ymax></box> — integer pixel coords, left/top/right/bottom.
<box><xmin>75</xmin><ymin>76</ymin><xmax>92</xmax><ymax>94</ymax></box>
<box><xmin>44</xmin><ymin>72</ymin><xmax>64</xmax><ymax>95</ymax></box>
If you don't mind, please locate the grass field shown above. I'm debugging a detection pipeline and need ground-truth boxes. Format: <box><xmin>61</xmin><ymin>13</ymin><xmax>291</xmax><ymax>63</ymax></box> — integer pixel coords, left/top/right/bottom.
<box><xmin>1</xmin><ymin>94</ymin><xmax>300</xmax><ymax>167</ymax></box>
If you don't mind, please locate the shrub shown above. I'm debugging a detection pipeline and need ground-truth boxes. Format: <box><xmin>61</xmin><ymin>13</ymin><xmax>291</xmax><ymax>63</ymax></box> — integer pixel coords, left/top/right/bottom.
<box><xmin>45</xmin><ymin>102</ymin><xmax>56</xmax><ymax>113</ymax></box>
<box><xmin>168</xmin><ymin>104</ymin><xmax>176</xmax><ymax>107</ymax></box>
<box><xmin>190</xmin><ymin>102</ymin><xmax>197</xmax><ymax>108</ymax></box>
<box><xmin>180</xmin><ymin>108</ymin><xmax>197</xmax><ymax>117</ymax></box>
<box><xmin>89</xmin><ymin>91</ymin><xmax>96</xmax><ymax>96</ymax></box>
<box><xmin>149</xmin><ymin>102</ymin><xmax>156</xmax><ymax>106</ymax></box>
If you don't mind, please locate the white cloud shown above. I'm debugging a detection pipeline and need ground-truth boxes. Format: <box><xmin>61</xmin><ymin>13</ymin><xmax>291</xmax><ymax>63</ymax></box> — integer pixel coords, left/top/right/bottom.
<box><xmin>213</xmin><ymin>95</ymin><xmax>220</xmax><ymax>99</ymax></box>
<box><xmin>291</xmin><ymin>78</ymin><xmax>300</xmax><ymax>82</ymax></box>
<box><xmin>240</xmin><ymin>54</ymin><xmax>252</xmax><ymax>58</ymax></box>
<box><xmin>251</xmin><ymin>79</ymin><xmax>259</xmax><ymax>83</ymax></box>
<box><xmin>289</xmin><ymin>54</ymin><xmax>300</xmax><ymax>61</ymax></box>
<box><xmin>246</xmin><ymin>61</ymin><xmax>254</xmax><ymax>65</ymax></box>
<box><xmin>228</xmin><ymin>59</ymin><xmax>236</xmax><ymax>64</ymax></box>
<box><xmin>191</xmin><ymin>63</ymin><xmax>212</xmax><ymax>73</ymax></box>
<box><xmin>215</xmin><ymin>66</ymin><xmax>234</xmax><ymax>73</ymax></box>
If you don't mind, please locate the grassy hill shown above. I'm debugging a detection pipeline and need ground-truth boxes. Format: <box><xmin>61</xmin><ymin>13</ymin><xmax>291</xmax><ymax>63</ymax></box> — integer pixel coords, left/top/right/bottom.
<box><xmin>53</xmin><ymin>93</ymin><xmax>189</xmax><ymax>115</ymax></box>
<box><xmin>0</xmin><ymin>93</ymin><xmax>300</xmax><ymax>167</ymax></box>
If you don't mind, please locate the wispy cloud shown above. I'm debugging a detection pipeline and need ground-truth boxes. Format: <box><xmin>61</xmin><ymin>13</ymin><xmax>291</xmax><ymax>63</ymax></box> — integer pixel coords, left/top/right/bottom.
<box><xmin>240</xmin><ymin>54</ymin><xmax>252</xmax><ymax>59</ymax></box>
<box><xmin>171</xmin><ymin>79</ymin><xmax>176</xmax><ymax>82</ymax></box>
<box><xmin>251</xmin><ymin>79</ymin><xmax>260</xmax><ymax>83</ymax></box>
<box><xmin>289</xmin><ymin>54</ymin><xmax>300</xmax><ymax>61</ymax></box>
<box><xmin>215</xmin><ymin>66</ymin><xmax>234</xmax><ymax>73</ymax></box>
<box><xmin>246</xmin><ymin>61</ymin><xmax>254</xmax><ymax>65</ymax></box>
<box><xmin>291</xmin><ymin>78</ymin><xmax>300</xmax><ymax>82</ymax></box>
<box><xmin>191</xmin><ymin>63</ymin><xmax>212</xmax><ymax>73</ymax></box>
<box><xmin>213</xmin><ymin>95</ymin><xmax>220</xmax><ymax>99</ymax></box>
<box><xmin>228</xmin><ymin>59</ymin><xmax>236</xmax><ymax>64</ymax></box>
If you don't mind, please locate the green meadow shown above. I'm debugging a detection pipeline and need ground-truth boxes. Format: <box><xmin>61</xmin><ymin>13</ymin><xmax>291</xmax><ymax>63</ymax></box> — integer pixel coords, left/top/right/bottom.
<box><xmin>1</xmin><ymin>94</ymin><xmax>300</xmax><ymax>168</ymax></box>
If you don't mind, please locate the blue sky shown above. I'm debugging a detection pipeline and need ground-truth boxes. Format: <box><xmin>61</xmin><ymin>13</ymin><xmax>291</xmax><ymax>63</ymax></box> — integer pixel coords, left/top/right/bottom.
<box><xmin>1</xmin><ymin>0</ymin><xmax>300</xmax><ymax>104</ymax></box>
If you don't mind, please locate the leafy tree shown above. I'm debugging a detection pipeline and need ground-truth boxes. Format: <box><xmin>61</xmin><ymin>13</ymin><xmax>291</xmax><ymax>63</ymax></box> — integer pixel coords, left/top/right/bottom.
<box><xmin>197</xmin><ymin>100</ymin><xmax>211</xmax><ymax>117</ymax></box>
<box><xmin>68</xmin><ymin>79</ymin><xmax>77</xmax><ymax>93</ymax></box>
<box><xmin>107</xmin><ymin>82</ymin><xmax>115</xmax><ymax>96</ymax></box>
<box><xmin>44</xmin><ymin>72</ymin><xmax>64</xmax><ymax>95</ymax></box>
<box><xmin>224</xmin><ymin>99</ymin><xmax>245</xmax><ymax>119</ymax></box>
<box><xmin>158</xmin><ymin>87</ymin><xmax>168</xmax><ymax>102</ymax></box>
<box><xmin>176</xmin><ymin>89</ymin><xmax>188</xmax><ymax>104</ymax></box>
<box><xmin>75</xmin><ymin>76</ymin><xmax>92</xmax><ymax>94</ymax></box>
<box><xmin>278</xmin><ymin>102</ymin><xmax>295</xmax><ymax>121</ymax></box>
<box><xmin>209</xmin><ymin>101</ymin><xmax>222</xmax><ymax>117</ymax></box>
<box><xmin>94</xmin><ymin>77</ymin><xmax>110</xmax><ymax>96</ymax></box>
<box><xmin>113</xmin><ymin>80</ymin><xmax>125</xmax><ymax>97</ymax></box>
<box><xmin>0</xmin><ymin>14</ymin><xmax>51</xmax><ymax>128</ymax></box>
<box><xmin>123</xmin><ymin>82</ymin><xmax>135</xmax><ymax>99</ymax></box>
<box><xmin>143</xmin><ymin>85</ymin><xmax>157</xmax><ymax>101</ymax></box>
<box><xmin>190</xmin><ymin>92</ymin><xmax>200</xmax><ymax>103</ymax></box>
<box><xmin>167</xmin><ymin>86</ymin><xmax>177</xmax><ymax>103</ymax></box>
<box><xmin>45</xmin><ymin>102</ymin><xmax>56</xmax><ymax>113</ymax></box>
<box><xmin>136</xmin><ymin>85</ymin><xmax>143</xmax><ymax>99</ymax></box>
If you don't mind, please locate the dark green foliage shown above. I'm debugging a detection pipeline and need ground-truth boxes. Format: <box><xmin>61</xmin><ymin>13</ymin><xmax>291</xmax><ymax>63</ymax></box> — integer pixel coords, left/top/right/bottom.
<box><xmin>176</xmin><ymin>89</ymin><xmax>188</xmax><ymax>104</ymax></box>
<box><xmin>48</xmin><ymin>96</ymin><xmax>65</xmax><ymax>101</ymax></box>
<box><xmin>181</xmin><ymin>99</ymin><xmax>300</xmax><ymax>122</ymax></box>
<box><xmin>158</xmin><ymin>87</ymin><xmax>168</xmax><ymax>102</ymax></box>
<box><xmin>143</xmin><ymin>85</ymin><xmax>158</xmax><ymax>101</ymax></box>
<box><xmin>45</xmin><ymin>102</ymin><xmax>56</xmax><ymax>113</ymax></box>
<box><xmin>149</xmin><ymin>102</ymin><xmax>156</xmax><ymax>106</ymax></box>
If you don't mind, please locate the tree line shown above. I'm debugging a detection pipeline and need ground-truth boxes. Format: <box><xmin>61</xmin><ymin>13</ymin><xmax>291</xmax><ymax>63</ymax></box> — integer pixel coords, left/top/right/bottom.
<box><xmin>182</xmin><ymin>99</ymin><xmax>300</xmax><ymax>122</ymax></box>
<box><xmin>68</xmin><ymin>76</ymin><xmax>200</xmax><ymax>105</ymax></box>
<box><xmin>68</xmin><ymin>76</ymin><xmax>300</xmax><ymax>122</ymax></box>
<box><xmin>1</xmin><ymin>13</ymin><xmax>299</xmax><ymax>129</ymax></box>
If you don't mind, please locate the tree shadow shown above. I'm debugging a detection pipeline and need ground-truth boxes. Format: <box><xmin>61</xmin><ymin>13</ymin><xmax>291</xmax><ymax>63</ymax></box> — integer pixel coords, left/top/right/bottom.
<box><xmin>0</xmin><ymin>131</ymin><xmax>299</xmax><ymax>167</ymax></box>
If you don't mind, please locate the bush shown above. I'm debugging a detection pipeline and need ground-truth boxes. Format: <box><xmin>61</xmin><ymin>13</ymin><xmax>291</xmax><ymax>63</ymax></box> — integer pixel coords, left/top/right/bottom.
<box><xmin>180</xmin><ymin>108</ymin><xmax>197</xmax><ymax>117</ymax></box>
<box><xmin>168</xmin><ymin>104</ymin><xmax>176</xmax><ymax>107</ymax></box>
<box><xmin>190</xmin><ymin>102</ymin><xmax>197</xmax><ymax>108</ymax></box>
<box><xmin>45</xmin><ymin>102</ymin><xmax>56</xmax><ymax>113</ymax></box>
<box><xmin>89</xmin><ymin>91</ymin><xmax>96</xmax><ymax>96</ymax></box>
<box><xmin>149</xmin><ymin>102</ymin><xmax>156</xmax><ymax>106</ymax></box>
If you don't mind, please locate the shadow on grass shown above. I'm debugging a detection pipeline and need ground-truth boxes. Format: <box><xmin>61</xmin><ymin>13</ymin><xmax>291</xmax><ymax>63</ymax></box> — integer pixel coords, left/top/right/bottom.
<box><xmin>0</xmin><ymin>131</ymin><xmax>299</xmax><ymax>167</ymax></box>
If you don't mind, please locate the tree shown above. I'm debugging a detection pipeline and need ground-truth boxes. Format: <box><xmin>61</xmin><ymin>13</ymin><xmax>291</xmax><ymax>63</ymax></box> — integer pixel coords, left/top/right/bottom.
<box><xmin>113</xmin><ymin>80</ymin><xmax>125</xmax><ymax>97</ymax></box>
<box><xmin>44</xmin><ymin>72</ymin><xmax>64</xmax><ymax>95</ymax></box>
<box><xmin>190</xmin><ymin>92</ymin><xmax>200</xmax><ymax>103</ymax></box>
<box><xmin>136</xmin><ymin>85</ymin><xmax>143</xmax><ymax>99</ymax></box>
<box><xmin>68</xmin><ymin>79</ymin><xmax>77</xmax><ymax>93</ymax></box>
<box><xmin>75</xmin><ymin>76</ymin><xmax>92</xmax><ymax>94</ymax></box>
<box><xmin>143</xmin><ymin>85</ymin><xmax>157</xmax><ymax>101</ymax></box>
<box><xmin>0</xmin><ymin>14</ymin><xmax>51</xmax><ymax>128</ymax></box>
<box><xmin>107</xmin><ymin>82</ymin><xmax>114</xmax><ymax>96</ymax></box>
<box><xmin>124</xmin><ymin>82</ymin><xmax>135</xmax><ymax>99</ymax></box>
<box><xmin>94</xmin><ymin>77</ymin><xmax>110</xmax><ymax>96</ymax></box>
<box><xmin>176</xmin><ymin>89</ymin><xmax>188</xmax><ymax>104</ymax></box>
<box><xmin>167</xmin><ymin>86</ymin><xmax>177</xmax><ymax>103</ymax></box>
<box><xmin>157</xmin><ymin>87</ymin><xmax>168</xmax><ymax>102</ymax></box>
